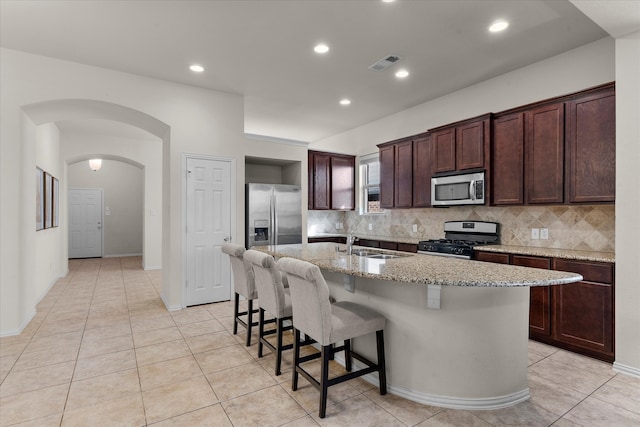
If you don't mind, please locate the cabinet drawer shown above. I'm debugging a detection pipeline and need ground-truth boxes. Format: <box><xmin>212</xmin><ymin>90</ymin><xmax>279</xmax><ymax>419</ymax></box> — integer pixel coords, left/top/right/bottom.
<box><xmin>357</xmin><ymin>239</ymin><xmax>380</xmax><ymax>248</ymax></box>
<box><xmin>379</xmin><ymin>241</ymin><xmax>398</xmax><ymax>251</ymax></box>
<box><xmin>397</xmin><ymin>243</ymin><xmax>418</xmax><ymax>253</ymax></box>
<box><xmin>512</xmin><ymin>255</ymin><xmax>551</xmax><ymax>269</ymax></box>
<box><xmin>475</xmin><ymin>251</ymin><xmax>510</xmax><ymax>264</ymax></box>
<box><xmin>554</xmin><ymin>259</ymin><xmax>613</xmax><ymax>284</ymax></box>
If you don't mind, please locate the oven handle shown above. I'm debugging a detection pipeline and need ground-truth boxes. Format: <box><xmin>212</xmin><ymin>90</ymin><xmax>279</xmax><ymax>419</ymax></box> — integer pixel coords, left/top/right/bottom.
<box><xmin>417</xmin><ymin>250</ymin><xmax>472</xmax><ymax>260</ymax></box>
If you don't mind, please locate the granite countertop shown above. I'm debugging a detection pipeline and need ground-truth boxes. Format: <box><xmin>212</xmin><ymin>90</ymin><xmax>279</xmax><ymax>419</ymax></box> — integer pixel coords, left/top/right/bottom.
<box><xmin>474</xmin><ymin>245</ymin><xmax>615</xmax><ymax>263</ymax></box>
<box><xmin>254</xmin><ymin>242</ymin><xmax>582</xmax><ymax>288</ymax></box>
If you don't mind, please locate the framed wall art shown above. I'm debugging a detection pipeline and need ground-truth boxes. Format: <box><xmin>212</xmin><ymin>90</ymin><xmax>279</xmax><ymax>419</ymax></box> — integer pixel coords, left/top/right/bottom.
<box><xmin>36</xmin><ymin>167</ymin><xmax>44</xmax><ymax>231</ymax></box>
<box><xmin>52</xmin><ymin>177</ymin><xmax>59</xmax><ymax>227</ymax></box>
<box><xmin>44</xmin><ymin>172</ymin><xmax>52</xmax><ymax>229</ymax></box>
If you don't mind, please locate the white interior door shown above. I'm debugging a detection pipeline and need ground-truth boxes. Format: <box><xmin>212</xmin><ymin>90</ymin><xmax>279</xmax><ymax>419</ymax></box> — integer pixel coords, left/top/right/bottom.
<box><xmin>68</xmin><ymin>188</ymin><xmax>103</xmax><ymax>258</ymax></box>
<box><xmin>186</xmin><ymin>157</ymin><xmax>232</xmax><ymax>306</ymax></box>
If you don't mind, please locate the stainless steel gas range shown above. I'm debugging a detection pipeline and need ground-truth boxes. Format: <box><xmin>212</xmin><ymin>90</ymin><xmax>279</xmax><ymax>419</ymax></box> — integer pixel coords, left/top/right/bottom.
<box><xmin>417</xmin><ymin>221</ymin><xmax>500</xmax><ymax>259</ymax></box>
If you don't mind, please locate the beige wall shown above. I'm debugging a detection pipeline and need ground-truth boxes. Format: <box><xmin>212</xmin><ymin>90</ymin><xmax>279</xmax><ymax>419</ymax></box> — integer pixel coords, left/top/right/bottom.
<box><xmin>614</xmin><ymin>30</ymin><xmax>640</xmax><ymax>375</ymax></box>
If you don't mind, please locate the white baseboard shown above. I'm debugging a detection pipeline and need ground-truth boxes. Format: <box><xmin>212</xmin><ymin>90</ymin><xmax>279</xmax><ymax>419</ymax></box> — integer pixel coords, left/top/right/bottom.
<box><xmin>103</xmin><ymin>253</ymin><xmax>143</xmax><ymax>258</ymax></box>
<box><xmin>331</xmin><ymin>353</ymin><xmax>530</xmax><ymax>410</ymax></box>
<box><xmin>160</xmin><ymin>293</ymin><xmax>182</xmax><ymax>312</ymax></box>
<box><xmin>0</xmin><ymin>308</ymin><xmax>36</xmax><ymax>337</ymax></box>
<box><xmin>143</xmin><ymin>265</ymin><xmax>161</xmax><ymax>271</ymax></box>
<box><xmin>613</xmin><ymin>362</ymin><xmax>640</xmax><ymax>378</ymax></box>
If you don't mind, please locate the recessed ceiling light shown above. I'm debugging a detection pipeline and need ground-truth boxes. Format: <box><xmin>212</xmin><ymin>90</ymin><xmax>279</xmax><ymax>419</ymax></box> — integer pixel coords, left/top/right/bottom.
<box><xmin>382</xmin><ymin>0</ymin><xmax>396</xmax><ymax>3</ymax></box>
<box><xmin>339</xmin><ymin>99</ymin><xmax>351</xmax><ymax>106</ymax></box>
<box><xmin>489</xmin><ymin>20</ymin><xmax>509</xmax><ymax>33</ymax></box>
<box><xmin>395</xmin><ymin>69</ymin><xmax>409</xmax><ymax>78</ymax></box>
<box><xmin>189</xmin><ymin>64</ymin><xmax>204</xmax><ymax>72</ymax></box>
<box><xmin>314</xmin><ymin>44</ymin><xmax>330</xmax><ymax>54</ymax></box>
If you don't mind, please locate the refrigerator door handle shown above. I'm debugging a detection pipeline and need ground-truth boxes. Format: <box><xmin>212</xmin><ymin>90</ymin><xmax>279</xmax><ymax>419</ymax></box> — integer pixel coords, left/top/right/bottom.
<box><xmin>272</xmin><ymin>191</ymin><xmax>278</xmax><ymax>245</ymax></box>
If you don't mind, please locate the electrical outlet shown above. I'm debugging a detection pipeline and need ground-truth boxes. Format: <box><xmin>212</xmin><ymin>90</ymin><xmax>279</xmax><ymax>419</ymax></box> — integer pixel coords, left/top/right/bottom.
<box><xmin>412</xmin><ymin>224</ymin><xmax>418</xmax><ymax>233</ymax></box>
<box><xmin>531</xmin><ymin>228</ymin><xmax>540</xmax><ymax>240</ymax></box>
<box><xmin>540</xmin><ymin>228</ymin><xmax>549</xmax><ymax>239</ymax></box>
<box><xmin>336</xmin><ymin>223</ymin><xmax>340</xmax><ymax>230</ymax></box>
<box><xmin>339</xmin><ymin>223</ymin><xmax>343</xmax><ymax>230</ymax></box>
<box><xmin>368</xmin><ymin>223</ymin><xmax>373</xmax><ymax>231</ymax></box>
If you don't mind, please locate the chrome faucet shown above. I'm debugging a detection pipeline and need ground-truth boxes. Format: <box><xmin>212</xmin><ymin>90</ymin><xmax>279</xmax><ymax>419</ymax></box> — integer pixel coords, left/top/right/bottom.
<box><xmin>346</xmin><ymin>233</ymin><xmax>358</xmax><ymax>255</ymax></box>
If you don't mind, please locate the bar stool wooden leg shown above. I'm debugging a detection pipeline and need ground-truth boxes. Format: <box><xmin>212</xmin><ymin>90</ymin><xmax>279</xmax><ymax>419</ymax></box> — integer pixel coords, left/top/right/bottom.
<box><xmin>292</xmin><ymin>328</ymin><xmax>300</xmax><ymax>391</ymax></box>
<box><xmin>320</xmin><ymin>345</ymin><xmax>331</xmax><ymax>418</ymax></box>
<box><xmin>233</xmin><ymin>293</ymin><xmax>240</xmax><ymax>335</ymax></box>
<box><xmin>258</xmin><ymin>308</ymin><xmax>265</xmax><ymax>357</ymax></box>
<box><xmin>376</xmin><ymin>330</ymin><xmax>387</xmax><ymax>395</ymax></box>
<box><xmin>246</xmin><ymin>299</ymin><xmax>254</xmax><ymax>346</ymax></box>
<box><xmin>344</xmin><ymin>339</ymin><xmax>352</xmax><ymax>372</ymax></box>
<box><xmin>275</xmin><ymin>318</ymin><xmax>284</xmax><ymax>375</ymax></box>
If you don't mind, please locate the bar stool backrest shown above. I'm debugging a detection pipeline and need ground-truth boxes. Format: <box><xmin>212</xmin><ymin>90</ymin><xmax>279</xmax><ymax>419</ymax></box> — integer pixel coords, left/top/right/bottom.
<box><xmin>276</xmin><ymin>257</ymin><xmax>332</xmax><ymax>346</ymax></box>
<box><xmin>244</xmin><ymin>250</ymin><xmax>287</xmax><ymax>317</ymax></box>
<box><xmin>222</xmin><ymin>243</ymin><xmax>257</xmax><ymax>299</ymax></box>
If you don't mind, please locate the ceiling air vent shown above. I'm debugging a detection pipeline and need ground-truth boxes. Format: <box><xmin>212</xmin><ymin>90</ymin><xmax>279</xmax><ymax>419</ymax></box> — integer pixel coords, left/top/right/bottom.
<box><xmin>368</xmin><ymin>55</ymin><xmax>401</xmax><ymax>72</ymax></box>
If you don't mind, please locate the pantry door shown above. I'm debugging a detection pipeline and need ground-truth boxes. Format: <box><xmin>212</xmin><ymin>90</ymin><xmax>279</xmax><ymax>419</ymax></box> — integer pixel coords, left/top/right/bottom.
<box><xmin>185</xmin><ymin>156</ymin><xmax>233</xmax><ymax>306</ymax></box>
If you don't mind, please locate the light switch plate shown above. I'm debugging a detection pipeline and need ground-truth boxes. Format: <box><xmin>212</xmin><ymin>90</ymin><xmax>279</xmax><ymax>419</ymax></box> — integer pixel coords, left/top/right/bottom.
<box><xmin>540</xmin><ymin>228</ymin><xmax>549</xmax><ymax>239</ymax></box>
<box><xmin>531</xmin><ymin>228</ymin><xmax>540</xmax><ymax>240</ymax></box>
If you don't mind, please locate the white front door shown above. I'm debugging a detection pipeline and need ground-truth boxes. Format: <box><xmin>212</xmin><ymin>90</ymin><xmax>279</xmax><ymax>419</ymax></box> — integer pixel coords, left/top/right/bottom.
<box><xmin>68</xmin><ymin>188</ymin><xmax>103</xmax><ymax>258</ymax></box>
<box><xmin>185</xmin><ymin>157</ymin><xmax>232</xmax><ymax>306</ymax></box>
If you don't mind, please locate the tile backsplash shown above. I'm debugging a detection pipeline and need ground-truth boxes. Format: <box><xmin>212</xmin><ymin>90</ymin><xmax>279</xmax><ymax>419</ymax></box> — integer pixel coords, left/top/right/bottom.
<box><xmin>308</xmin><ymin>205</ymin><xmax>615</xmax><ymax>252</ymax></box>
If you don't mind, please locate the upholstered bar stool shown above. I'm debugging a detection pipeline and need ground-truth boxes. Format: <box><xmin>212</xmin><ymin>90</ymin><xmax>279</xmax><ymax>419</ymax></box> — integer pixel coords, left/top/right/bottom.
<box><xmin>243</xmin><ymin>249</ymin><xmax>293</xmax><ymax>375</ymax></box>
<box><xmin>276</xmin><ymin>257</ymin><xmax>387</xmax><ymax>419</ymax></box>
<box><xmin>221</xmin><ymin>243</ymin><xmax>259</xmax><ymax>346</ymax></box>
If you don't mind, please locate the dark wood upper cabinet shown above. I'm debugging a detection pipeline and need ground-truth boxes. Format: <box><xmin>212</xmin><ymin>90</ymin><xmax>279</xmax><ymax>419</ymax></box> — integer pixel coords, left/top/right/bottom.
<box><xmin>308</xmin><ymin>150</ymin><xmax>355</xmax><ymax>210</ymax></box>
<box><xmin>330</xmin><ymin>155</ymin><xmax>355</xmax><ymax>210</ymax></box>
<box><xmin>566</xmin><ymin>87</ymin><xmax>616</xmax><ymax>203</ymax></box>
<box><xmin>431</xmin><ymin>127</ymin><xmax>456</xmax><ymax>173</ymax></box>
<box><xmin>378</xmin><ymin>138</ymin><xmax>413</xmax><ymax>208</ymax></box>
<box><xmin>456</xmin><ymin>120</ymin><xmax>485</xmax><ymax>170</ymax></box>
<box><xmin>412</xmin><ymin>135</ymin><xmax>431</xmax><ymax>207</ymax></box>
<box><xmin>525</xmin><ymin>102</ymin><xmax>565</xmax><ymax>204</ymax></box>
<box><xmin>492</xmin><ymin>113</ymin><xmax>525</xmax><ymax>205</ymax></box>
<box><xmin>379</xmin><ymin>144</ymin><xmax>395</xmax><ymax>209</ymax></box>
<box><xmin>309</xmin><ymin>151</ymin><xmax>331</xmax><ymax>210</ymax></box>
<box><xmin>394</xmin><ymin>140</ymin><xmax>413</xmax><ymax>208</ymax></box>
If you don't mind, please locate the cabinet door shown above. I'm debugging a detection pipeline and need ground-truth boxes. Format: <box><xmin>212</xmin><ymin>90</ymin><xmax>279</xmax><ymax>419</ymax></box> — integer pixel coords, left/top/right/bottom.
<box><xmin>379</xmin><ymin>145</ymin><xmax>395</xmax><ymax>209</ymax></box>
<box><xmin>312</xmin><ymin>152</ymin><xmax>331</xmax><ymax>210</ymax></box>
<box><xmin>566</xmin><ymin>89</ymin><xmax>615</xmax><ymax>203</ymax></box>
<box><xmin>432</xmin><ymin>128</ymin><xmax>456</xmax><ymax>173</ymax></box>
<box><xmin>512</xmin><ymin>255</ymin><xmax>551</xmax><ymax>337</ymax></box>
<box><xmin>331</xmin><ymin>155</ymin><xmax>355</xmax><ymax>210</ymax></box>
<box><xmin>552</xmin><ymin>259</ymin><xmax>614</xmax><ymax>358</ymax></box>
<box><xmin>308</xmin><ymin>151</ymin><xmax>314</xmax><ymax>210</ymax></box>
<box><xmin>412</xmin><ymin>136</ymin><xmax>431</xmax><ymax>207</ymax></box>
<box><xmin>397</xmin><ymin>243</ymin><xmax>418</xmax><ymax>253</ymax></box>
<box><xmin>474</xmin><ymin>251</ymin><xmax>509</xmax><ymax>264</ymax></box>
<box><xmin>492</xmin><ymin>113</ymin><xmax>525</xmax><ymax>205</ymax></box>
<box><xmin>526</xmin><ymin>103</ymin><xmax>565</xmax><ymax>204</ymax></box>
<box><xmin>456</xmin><ymin>121</ymin><xmax>484</xmax><ymax>170</ymax></box>
<box><xmin>379</xmin><ymin>241</ymin><xmax>398</xmax><ymax>251</ymax></box>
<box><xmin>394</xmin><ymin>140</ymin><xmax>413</xmax><ymax>208</ymax></box>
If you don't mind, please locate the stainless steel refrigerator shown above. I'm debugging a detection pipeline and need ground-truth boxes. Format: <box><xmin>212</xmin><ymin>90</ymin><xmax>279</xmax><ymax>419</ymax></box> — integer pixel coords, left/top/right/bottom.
<box><xmin>245</xmin><ymin>183</ymin><xmax>302</xmax><ymax>248</ymax></box>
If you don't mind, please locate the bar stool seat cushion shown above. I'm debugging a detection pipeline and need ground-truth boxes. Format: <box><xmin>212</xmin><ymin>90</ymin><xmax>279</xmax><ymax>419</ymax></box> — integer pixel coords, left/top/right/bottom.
<box><xmin>222</xmin><ymin>243</ymin><xmax>257</xmax><ymax>300</ymax></box>
<box><xmin>328</xmin><ymin>301</ymin><xmax>385</xmax><ymax>346</ymax></box>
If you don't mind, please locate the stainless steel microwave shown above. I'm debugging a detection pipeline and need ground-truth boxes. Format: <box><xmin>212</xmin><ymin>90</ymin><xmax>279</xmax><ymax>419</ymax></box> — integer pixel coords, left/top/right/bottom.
<box><xmin>431</xmin><ymin>170</ymin><xmax>485</xmax><ymax>206</ymax></box>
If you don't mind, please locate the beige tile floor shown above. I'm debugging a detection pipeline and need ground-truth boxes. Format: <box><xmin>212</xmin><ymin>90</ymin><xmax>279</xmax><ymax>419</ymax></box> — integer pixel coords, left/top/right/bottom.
<box><xmin>1</xmin><ymin>257</ymin><xmax>639</xmax><ymax>426</ymax></box>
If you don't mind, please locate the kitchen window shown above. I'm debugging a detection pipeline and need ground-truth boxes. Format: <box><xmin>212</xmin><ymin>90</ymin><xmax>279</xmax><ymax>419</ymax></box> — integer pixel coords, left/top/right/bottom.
<box><xmin>359</xmin><ymin>153</ymin><xmax>383</xmax><ymax>214</ymax></box>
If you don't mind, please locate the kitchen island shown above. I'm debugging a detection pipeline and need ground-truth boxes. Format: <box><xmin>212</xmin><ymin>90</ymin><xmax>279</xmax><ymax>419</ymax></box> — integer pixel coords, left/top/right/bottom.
<box><xmin>255</xmin><ymin>242</ymin><xmax>582</xmax><ymax>410</ymax></box>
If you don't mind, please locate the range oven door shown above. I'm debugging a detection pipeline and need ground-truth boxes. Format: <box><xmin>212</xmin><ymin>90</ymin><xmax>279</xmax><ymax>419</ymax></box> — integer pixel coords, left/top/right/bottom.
<box><xmin>431</xmin><ymin>170</ymin><xmax>485</xmax><ymax>206</ymax></box>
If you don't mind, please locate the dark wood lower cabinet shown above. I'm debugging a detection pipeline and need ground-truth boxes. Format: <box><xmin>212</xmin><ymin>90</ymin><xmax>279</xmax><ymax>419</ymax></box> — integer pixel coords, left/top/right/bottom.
<box><xmin>552</xmin><ymin>259</ymin><xmax>614</xmax><ymax>361</ymax></box>
<box><xmin>474</xmin><ymin>250</ymin><xmax>614</xmax><ymax>362</ymax></box>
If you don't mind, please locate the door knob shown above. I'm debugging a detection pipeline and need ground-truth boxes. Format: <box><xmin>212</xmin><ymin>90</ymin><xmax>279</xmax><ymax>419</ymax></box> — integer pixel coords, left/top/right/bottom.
<box><xmin>224</xmin><ymin>237</ymin><xmax>231</xmax><ymax>242</ymax></box>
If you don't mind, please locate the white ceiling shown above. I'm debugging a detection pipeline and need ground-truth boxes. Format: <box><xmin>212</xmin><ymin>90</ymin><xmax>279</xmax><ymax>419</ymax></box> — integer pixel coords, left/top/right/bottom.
<box><xmin>1</xmin><ymin>1</ymin><xmax>638</xmax><ymax>143</ymax></box>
